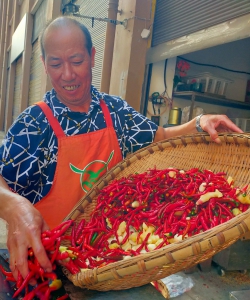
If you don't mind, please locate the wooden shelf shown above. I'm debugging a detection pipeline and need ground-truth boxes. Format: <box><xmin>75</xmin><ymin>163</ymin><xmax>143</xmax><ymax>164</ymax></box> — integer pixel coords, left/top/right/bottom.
<box><xmin>173</xmin><ymin>91</ymin><xmax>250</xmax><ymax>110</ymax></box>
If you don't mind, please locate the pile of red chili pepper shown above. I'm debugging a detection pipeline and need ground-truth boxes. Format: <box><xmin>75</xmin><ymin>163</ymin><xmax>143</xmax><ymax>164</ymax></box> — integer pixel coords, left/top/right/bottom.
<box><xmin>0</xmin><ymin>220</ymin><xmax>72</xmax><ymax>300</ymax></box>
<box><xmin>60</xmin><ymin>167</ymin><xmax>250</xmax><ymax>270</ymax></box>
<box><xmin>1</xmin><ymin>167</ymin><xmax>250</xmax><ymax>298</ymax></box>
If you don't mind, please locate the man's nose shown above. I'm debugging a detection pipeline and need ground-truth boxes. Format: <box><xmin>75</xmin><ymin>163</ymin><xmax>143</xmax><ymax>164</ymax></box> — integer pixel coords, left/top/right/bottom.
<box><xmin>61</xmin><ymin>63</ymin><xmax>75</xmax><ymax>81</ymax></box>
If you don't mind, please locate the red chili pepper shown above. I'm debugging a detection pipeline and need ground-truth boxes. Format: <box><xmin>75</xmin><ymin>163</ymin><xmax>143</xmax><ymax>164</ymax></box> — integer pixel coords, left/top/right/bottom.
<box><xmin>162</xmin><ymin>202</ymin><xmax>183</xmax><ymax>218</ymax></box>
<box><xmin>43</xmin><ymin>272</ymin><xmax>58</xmax><ymax>281</ymax></box>
<box><xmin>50</xmin><ymin>237</ymin><xmax>61</xmax><ymax>264</ymax></box>
<box><xmin>0</xmin><ymin>265</ymin><xmax>13</xmax><ymax>277</ymax></box>
<box><xmin>188</xmin><ymin>186</ymin><xmax>216</xmax><ymax>198</ymax></box>
<box><xmin>155</xmin><ymin>239</ymin><xmax>167</xmax><ymax>250</ymax></box>
<box><xmin>242</xmin><ymin>204</ymin><xmax>249</xmax><ymax>212</ymax></box>
<box><xmin>211</xmin><ymin>214</ymin><xmax>219</xmax><ymax>227</ymax></box>
<box><xmin>84</xmin><ymin>243</ymin><xmax>96</xmax><ymax>251</ymax></box>
<box><xmin>71</xmin><ymin>222</ymin><xmax>76</xmax><ymax>247</ymax></box>
<box><xmin>163</xmin><ymin>218</ymin><xmax>170</xmax><ymax>233</ymax></box>
<box><xmin>5</xmin><ymin>276</ymin><xmax>16</xmax><ymax>282</ymax></box>
<box><xmin>155</xmin><ymin>224</ymin><xmax>164</xmax><ymax>235</ymax></box>
<box><xmin>42</xmin><ymin>221</ymin><xmax>74</xmax><ymax>248</ymax></box>
<box><xmin>217</xmin><ymin>198</ymin><xmax>238</xmax><ymax>207</ymax></box>
<box><xmin>107</xmin><ymin>187</ymin><xmax>128</xmax><ymax>203</ymax></box>
<box><xmin>200</xmin><ymin>215</ymin><xmax>209</xmax><ymax>231</ymax></box>
<box><xmin>170</xmin><ymin>223</ymin><xmax>181</xmax><ymax>236</ymax></box>
<box><xmin>171</xmin><ymin>186</ymin><xmax>183</xmax><ymax>197</ymax></box>
<box><xmin>220</xmin><ymin>215</ymin><xmax>230</xmax><ymax>224</ymax></box>
<box><xmin>76</xmin><ymin>234</ymin><xmax>85</xmax><ymax>246</ymax></box>
<box><xmin>51</xmin><ymin>220</ymin><xmax>73</xmax><ymax>234</ymax></box>
<box><xmin>62</xmin><ymin>259</ymin><xmax>80</xmax><ymax>275</ymax></box>
<box><xmin>182</xmin><ymin>220</ymin><xmax>191</xmax><ymax>239</ymax></box>
<box><xmin>216</xmin><ymin>202</ymin><xmax>233</xmax><ymax>218</ymax></box>
<box><xmin>16</xmin><ymin>271</ymin><xmax>23</xmax><ymax>289</ymax></box>
<box><xmin>13</xmin><ymin>271</ymin><xmax>36</xmax><ymax>298</ymax></box>
<box><xmin>28</xmin><ymin>260</ymin><xmax>44</xmax><ymax>278</ymax></box>
<box><xmin>120</xmin><ymin>228</ymin><xmax>130</xmax><ymax>245</ymax></box>
<box><xmin>168</xmin><ymin>210</ymin><xmax>176</xmax><ymax>224</ymax></box>
<box><xmin>74</xmin><ymin>257</ymin><xmax>88</xmax><ymax>268</ymax></box>
<box><xmin>241</xmin><ymin>184</ymin><xmax>249</xmax><ymax>193</ymax></box>
<box><xmin>186</xmin><ymin>168</ymin><xmax>200</xmax><ymax>174</ymax></box>
<box><xmin>60</xmin><ymin>235</ymin><xmax>72</xmax><ymax>241</ymax></box>
<box><xmin>56</xmin><ymin>294</ymin><xmax>70</xmax><ymax>300</ymax></box>
<box><xmin>55</xmin><ymin>251</ymin><xmax>70</xmax><ymax>261</ymax></box>
<box><xmin>22</xmin><ymin>280</ymin><xmax>50</xmax><ymax>300</ymax></box>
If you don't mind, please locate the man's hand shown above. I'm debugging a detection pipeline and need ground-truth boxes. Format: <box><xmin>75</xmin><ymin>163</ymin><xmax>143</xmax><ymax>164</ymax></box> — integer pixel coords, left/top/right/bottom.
<box><xmin>199</xmin><ymin>114</ymin><xmax>243</xmax><ymax>143</ymax></box>
<box><xmin>5</xmin><ymin>196</ymin><xmax>52</xmax><ymax>282</ymax></box>
<box><xmin>154</xmin><ymin>114</ymin><xmax>243</xmax><ymax>143</ymax></box>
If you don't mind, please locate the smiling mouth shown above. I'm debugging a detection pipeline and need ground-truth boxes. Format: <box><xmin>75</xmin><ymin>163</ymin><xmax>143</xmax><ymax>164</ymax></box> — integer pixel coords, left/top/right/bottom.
<box><xmin>63</xmin><ymin>85</ymin><xmax>79</xmax><ymax>91</ymax></box>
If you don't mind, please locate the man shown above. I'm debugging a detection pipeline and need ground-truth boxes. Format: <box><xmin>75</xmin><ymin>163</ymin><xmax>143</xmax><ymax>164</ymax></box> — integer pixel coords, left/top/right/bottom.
<box><xmin>0</xmin><ymin>16</ymin><xmax>243</xmax><ymax>281</ymax></box>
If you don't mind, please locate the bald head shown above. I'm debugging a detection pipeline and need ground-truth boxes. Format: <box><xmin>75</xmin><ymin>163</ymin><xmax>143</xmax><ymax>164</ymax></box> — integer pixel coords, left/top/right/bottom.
<box><xmin>39</xmin><ymin>17</ymin><xmax>93</xmax><ymax>59</ymax></box>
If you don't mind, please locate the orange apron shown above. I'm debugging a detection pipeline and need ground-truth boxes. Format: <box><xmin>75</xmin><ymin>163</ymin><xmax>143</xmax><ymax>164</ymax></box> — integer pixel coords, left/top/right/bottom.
<box><xmin>34</xmin><ymin>100</ymin><xmax>122</xmax><ymax>229</ymax></box>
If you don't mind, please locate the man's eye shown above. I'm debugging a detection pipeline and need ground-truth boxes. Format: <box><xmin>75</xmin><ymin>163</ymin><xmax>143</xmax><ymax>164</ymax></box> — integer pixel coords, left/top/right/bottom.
<box><xmin>73</xmin><ymin>61</ymin><xmax>83</xmax><ymax>65</ymax></box>
<box><xmin>50</xmin><ymin>64</ymin><xmax>61</xmax><ymax>68</ymax></box>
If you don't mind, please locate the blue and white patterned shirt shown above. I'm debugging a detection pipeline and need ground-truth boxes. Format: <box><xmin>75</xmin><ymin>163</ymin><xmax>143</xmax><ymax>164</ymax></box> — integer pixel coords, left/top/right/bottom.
<box><xmin>0</xmin><ymin>86</ymin><xmax>158</xmax><ymax>204</ymax></box>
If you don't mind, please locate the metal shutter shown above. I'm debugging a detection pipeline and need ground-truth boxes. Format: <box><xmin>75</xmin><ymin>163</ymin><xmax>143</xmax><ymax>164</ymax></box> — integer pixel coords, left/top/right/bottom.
<box><xmin>32</xmin><ymin>0</ymin><xmax>48</xmax><ymax>42</ymax></box>
<box><xmin>28</xmin><ymin>40</ymin><xmax>43</xmax><ymax>105</ymax></box>
<box><xmin>12</xmin><ymin>56</ymin><xmax>22</xmax><ymax>122</ymax></box>
<box><xmin>73</xmin><ymin>0</ymin><xmax>109</xmax><ymax>90</ymax></box>
<box><xmin>152</xmin><ymin>0</ymin><xmax>250</xmax><ymax>47</ymax></box>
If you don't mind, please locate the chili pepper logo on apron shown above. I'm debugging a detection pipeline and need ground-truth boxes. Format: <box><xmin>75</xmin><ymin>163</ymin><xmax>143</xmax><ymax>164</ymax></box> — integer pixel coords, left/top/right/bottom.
<box><xmin>69</xmin><ymin>150</ymin><xmax>114</xmax><ymax>193</ymax></box>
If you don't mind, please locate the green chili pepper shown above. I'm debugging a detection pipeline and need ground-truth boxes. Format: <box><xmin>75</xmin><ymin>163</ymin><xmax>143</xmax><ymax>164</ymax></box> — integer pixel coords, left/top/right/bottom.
<box><xmin>90</xmin><ymin>232</ymin><xmax>98</xmax><ymax>245</ymax></box>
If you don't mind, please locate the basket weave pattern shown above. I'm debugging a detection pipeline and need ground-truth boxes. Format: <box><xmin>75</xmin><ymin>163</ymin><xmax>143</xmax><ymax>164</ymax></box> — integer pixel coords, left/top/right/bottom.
<box><xmin>62</xmin><ymin>133</ymin><xmax>250</xmax><ymax>291</ymax></box>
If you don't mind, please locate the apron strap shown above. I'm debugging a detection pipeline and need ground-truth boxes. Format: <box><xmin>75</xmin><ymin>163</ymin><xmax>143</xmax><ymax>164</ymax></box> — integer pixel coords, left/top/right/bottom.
<box><xmin>100</xmin><ymin>99</ymin><xmax>113</xmax><ymax>127</ymax></box>
<box><xmin>36</xmin><ymin>99</ymin><xmax>113</xmax><ymax>137</ymax></box>
<box><xmin>36</xmin><ymin>101</ymin><xmax>66</xmax><ymax>138</ymax></box>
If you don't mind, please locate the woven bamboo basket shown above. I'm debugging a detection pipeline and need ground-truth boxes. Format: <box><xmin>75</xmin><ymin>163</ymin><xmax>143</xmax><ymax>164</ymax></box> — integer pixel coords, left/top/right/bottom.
<box><xmin>62</xmin><ymin>132</ymin><xmax>250</xmax><ymax>291</ymax></box>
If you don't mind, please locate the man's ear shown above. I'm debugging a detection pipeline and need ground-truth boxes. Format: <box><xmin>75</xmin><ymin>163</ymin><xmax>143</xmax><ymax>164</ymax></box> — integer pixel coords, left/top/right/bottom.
<box><xmin>91</xmin><ymin>47</ymin><xmax>96</xmax><ymax>68</ymax></box>
<box><xmin>41</xmin><ymin>55</ymin><xmax>47</xmax><ymax>74</ymax></box>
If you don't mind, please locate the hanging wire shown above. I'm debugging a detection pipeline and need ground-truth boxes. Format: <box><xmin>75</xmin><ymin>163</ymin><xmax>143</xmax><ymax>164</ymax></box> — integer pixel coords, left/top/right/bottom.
<box><xmin>73</xmin><ymin>13</ymin><xmax>127</xmax><ymax>27</ymax></box>
<box><xmin>178</xmin><ymin>56</ymin><xmax>250</xmax><ymax>76</ymax></box>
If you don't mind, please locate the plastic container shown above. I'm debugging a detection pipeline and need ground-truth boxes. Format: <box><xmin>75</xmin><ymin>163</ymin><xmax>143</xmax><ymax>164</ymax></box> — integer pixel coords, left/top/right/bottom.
<box><xmin>186</xmin><ymin>72</ymin><xmax>233</xmax><ymax>96</ymax></box>
<box><xmin>230</xmin><ymin>118</ymin><xmax>250</xmax><ymax>132</ymax></box>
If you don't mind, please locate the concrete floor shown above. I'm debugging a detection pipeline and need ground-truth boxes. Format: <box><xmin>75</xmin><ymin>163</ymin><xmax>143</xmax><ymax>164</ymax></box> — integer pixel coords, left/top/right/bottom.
<box><xmin>175</xmin><ymin>266</ymin><xmax>250</xmax><ymax>300</ymax></box>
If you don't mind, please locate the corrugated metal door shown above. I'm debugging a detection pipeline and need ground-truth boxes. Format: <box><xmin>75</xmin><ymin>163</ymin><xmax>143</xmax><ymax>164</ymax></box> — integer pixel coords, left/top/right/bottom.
<box><xmin>28</xmin><ymin>40</ymin><xmax>43</xmax><ymax>105</ymax></box>
<box><xmin>152</xmin><ymin>0</ymin><xmax>250</xmax><ymax>47</ymax></box>
<box><xmin>12</xmin><ymin>56</ymin><xmax>22</xmax><ymax>122</ymax></box>
<box><xmin>32</xmin><ymin>0</ymin><xmax>47</xmax><ymax>43</ymax></box>
<box><xmin>28</xmin><ymin>0</ymin><xmax>47</xmax><ymax>106</ymax></box>
<box><xmin>74</xmin><ymin>0</ymin><xmax>109</xmax><ymax>90</ymax></box>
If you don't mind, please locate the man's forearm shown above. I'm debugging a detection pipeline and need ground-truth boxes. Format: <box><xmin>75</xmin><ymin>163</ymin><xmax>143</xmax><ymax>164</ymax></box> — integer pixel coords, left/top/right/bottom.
<box><xmin>154</xmin><ymin>118</ymin><xmax>197</xmax><ymax>142</ymax></box>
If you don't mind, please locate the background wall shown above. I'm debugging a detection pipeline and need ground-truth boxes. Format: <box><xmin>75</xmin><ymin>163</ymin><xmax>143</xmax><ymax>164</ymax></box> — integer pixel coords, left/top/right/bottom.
<box><xmin>148</xmin><ymin>37</ymin><xmax>250</xmax><ymax>127</ymax></box>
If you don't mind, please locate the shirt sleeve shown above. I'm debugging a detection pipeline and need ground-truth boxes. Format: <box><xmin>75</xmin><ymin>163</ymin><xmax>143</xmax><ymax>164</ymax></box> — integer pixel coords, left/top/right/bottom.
<box><xmin>104</xmin><ymin>95</ymin><xmax>158</xmax><ymax>158</ymax></box>
<box><xmin>0</xmin><ymin>105</ymin><xmax>50</xmax><ymax>198</ymax></box>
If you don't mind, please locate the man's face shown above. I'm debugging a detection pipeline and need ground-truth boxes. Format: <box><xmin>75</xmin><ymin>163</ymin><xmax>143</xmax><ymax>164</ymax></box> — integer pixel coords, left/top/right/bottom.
<box><xmin>42</xmin><ymin>25</ymin><xmax>95</xmax><ymax>111</ymax></box>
